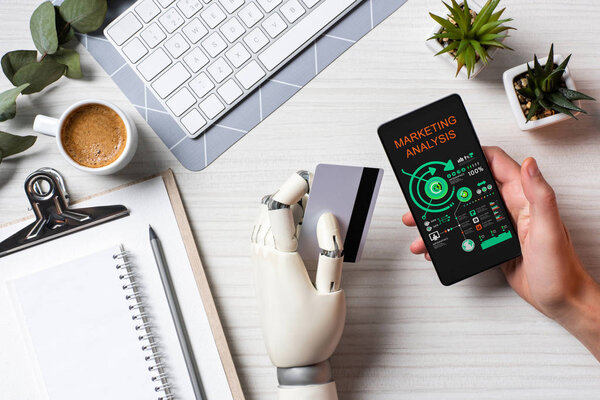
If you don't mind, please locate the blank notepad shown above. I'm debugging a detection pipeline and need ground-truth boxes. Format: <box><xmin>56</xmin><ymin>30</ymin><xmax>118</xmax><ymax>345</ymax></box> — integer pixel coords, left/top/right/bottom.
<box><xmin>9</xmin><ymin>246</ymin><xmax>160</xmax><ymax>400</ymax></box>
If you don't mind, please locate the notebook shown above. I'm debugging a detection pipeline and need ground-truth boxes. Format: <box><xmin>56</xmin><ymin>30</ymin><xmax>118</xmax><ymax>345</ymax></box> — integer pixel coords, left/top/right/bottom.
<box><xmin>0</xmin><ymin>172</ymin><xmax>243</xmax><ymax>400</ymax></box>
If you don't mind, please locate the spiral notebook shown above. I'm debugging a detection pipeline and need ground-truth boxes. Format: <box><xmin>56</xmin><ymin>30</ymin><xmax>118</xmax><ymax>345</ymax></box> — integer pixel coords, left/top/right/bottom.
<box><xmin>0</xmin><ymin>171</ymin><xmax>244</xmax><ymax>400</ymax></box>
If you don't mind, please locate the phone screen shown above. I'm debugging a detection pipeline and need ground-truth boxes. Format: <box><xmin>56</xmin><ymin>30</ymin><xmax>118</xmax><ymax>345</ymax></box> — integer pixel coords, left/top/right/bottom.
<box><xmin>378</xmin><ymin>94</ymin><xmax>521</xmax><ymax>285</ymax></box>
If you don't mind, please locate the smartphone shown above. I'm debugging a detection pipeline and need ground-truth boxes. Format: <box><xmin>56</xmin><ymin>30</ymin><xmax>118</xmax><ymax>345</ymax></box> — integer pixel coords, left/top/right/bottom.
<box><xmin>378</xmin><ymin>94</ymin><xmax>521</xmax><ymax>285</ymax></box>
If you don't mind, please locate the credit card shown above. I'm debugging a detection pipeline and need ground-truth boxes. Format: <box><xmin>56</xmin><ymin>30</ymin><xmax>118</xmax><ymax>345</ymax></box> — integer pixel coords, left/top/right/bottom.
<box><xmin>298</xmin><ymin>164</ymin><xmax>383</xmax><ymax>263</ymax></box>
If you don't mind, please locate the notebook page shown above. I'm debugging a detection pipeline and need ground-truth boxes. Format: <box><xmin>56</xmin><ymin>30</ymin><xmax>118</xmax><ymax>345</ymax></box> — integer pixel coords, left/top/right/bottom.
<box><xmin>0</xmin><ymin>176</ymin><xmax>233</xmax><ymax>400</ymax></box>
<box><xmin>8</xmin><ymin>246</ymin><xmax>156</xmax><ymax>400</ymax></box>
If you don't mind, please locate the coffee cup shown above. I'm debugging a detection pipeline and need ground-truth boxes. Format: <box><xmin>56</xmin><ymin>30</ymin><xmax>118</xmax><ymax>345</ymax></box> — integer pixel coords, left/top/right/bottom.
<box><xmin>33</xmin><ymin>99</ymin><xmax>138</xmax><ymax>175</ymax></box>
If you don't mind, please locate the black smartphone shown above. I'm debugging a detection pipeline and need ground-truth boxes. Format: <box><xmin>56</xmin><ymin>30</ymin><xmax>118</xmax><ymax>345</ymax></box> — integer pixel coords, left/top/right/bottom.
<box><xmin>378</xmin><ymin>94</ymin><xmax>521</xmax><ymax>285</ymax></box>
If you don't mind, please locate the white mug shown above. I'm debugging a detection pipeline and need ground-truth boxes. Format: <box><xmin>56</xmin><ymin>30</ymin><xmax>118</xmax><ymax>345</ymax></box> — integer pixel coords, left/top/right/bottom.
<box><xmin>33</xmin><ymin>99</ymin><xmax>138</xmax><ymax>175</ymax></box>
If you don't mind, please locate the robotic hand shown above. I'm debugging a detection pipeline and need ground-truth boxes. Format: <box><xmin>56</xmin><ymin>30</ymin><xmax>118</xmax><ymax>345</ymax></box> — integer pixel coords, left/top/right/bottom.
<box><xmin>250</xmin><ymin>171</ymin><xmax>346</xmax><ymax>400</ymax></box>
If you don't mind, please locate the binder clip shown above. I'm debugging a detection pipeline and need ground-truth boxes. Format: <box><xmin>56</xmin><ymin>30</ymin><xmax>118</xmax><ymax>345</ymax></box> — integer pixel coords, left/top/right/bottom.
<box><xmin>0</xmin><ymin>168</ymin><xmax>129</xmax><ymax>258</ymax></box>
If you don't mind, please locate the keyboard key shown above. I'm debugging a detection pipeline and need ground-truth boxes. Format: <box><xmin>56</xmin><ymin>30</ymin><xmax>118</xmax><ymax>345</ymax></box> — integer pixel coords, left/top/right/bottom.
<box><xmin>182</xmin><ymin>18</ymin><xmax>208</xmax><ymax>43</ymax></box>
<box><xmin>280</xmin><ymin>0</ymin><xmax>305</xmax><ymax>23</ymax></box>
<box><xmin>122</xmin><ymin>38</ymin><xmax>148</xmax><ymax>63</ymax></box>
<box><xmin>201</xmin><ymin>32</ymin><xmax>227</xmax><ymax>57</ymax></box>
<box><xmin>301</xmin><ymin>0</ymin><xmax>320</xmax><ymax>7</ymax></box>
<box><xmin>220</xmin><ymin>17</ymin><xmax>245</xmax><ymax>42</ymax></box>
<box><xmin>152</xmin><ymin>62</ymin><xmax>191</xmax><ymax>98</ymax></box>
<box><xmin>218</xmin><ymin>0</ymin><xmax>245</xmax><ymax>13</ymax></box>
<box><xmin>106</xmin><ymin>13</ymin><xmax>142</xmax><ymax>45</ymax></box>
<box><xmin>244</xmin><ymin>28</ymin><xmax>269</xmax><ymax>53</ymax></box>
<box><xmin>140</xmin><ymin>22</ymin><xmax>167</xmax><ymax>48</ymax></box>
<box><xmin>207</xmin><ymin>58</ymin><xmax>233</xmax><ymax>83</ymax></box>
<box><xmin>183</xmin><ymin>47</ymin><xmax>209</xmax><ymax>72</ymax></box>
<box><xmin>257</xmin><ymin>0</ymin><xmax>282</xmax><ymax>13</ymax></box>
<box><xmin>157</xmin><ymin>0</ymin><xmax>176</xmax><ymax>7</ymax></box>
<box><xmin>189</xmin><ymin>72</ymin><xmax>214</xmax><ymax>97</ymax></box>
<box><xmin>238</xmin><ymin>3</ymin><xmax>263</xmax><ymax>27</ymax></box>
<box><xmin>176</xmin><ymin>0</ymin><xmax>203</xmax><ymax>17</ymax></box>
<box><xmin>225</xmin><ymin>42</ymin><xmax>250</xmax><ymax>68</ymax></box>
<box><xmin>217</xmin><ymin>79</ymin><xmax>243</xmax><ymax>104</ymax></box>
<box><xmin>181</xmin><ymin>109</ymin><xmax>207</xmax><ymax>135</ymax></box>
<box><xmin>200</xmin><ymin>94</ymin><xmax>225</xmax><ymax>119</ymax></box>
<box><xmin>137</xmin><ymin>48</ymin><xmax>172</xmax><ymax>80</ymax></box>
<box><xmin>235</xmin><ymin>60</ymin><xmax>265</xmax><ymax>89</ymax></box>
<box><xmin>159</xmin><ymin>8</ymin><xmax>185</xmax><ymax>33</ymax></box>
<box><xmin>201</xmin><ymin>3</ymin><xmax>226</xmax><ymax>28</ymax></box>
<box><xmin>164</xmin><ymin>33</ymin><xmax>190</xmax><ymax>58</ymax></box>
<box><xmin>135</xmin><ymin>0</ymin><xmax>161</xmax><ymax>22</ymax></box>
<box><xmin>166</xmin><ymin>87</ymin><xmax>196</xmax><ymax>116</ymax></box>
<box><xmin>262</xmin><ymin>13</ymin><xmax>287</xmax><ymax>38</ymax></box>
<box><xmin>259</xmin><ymin>0</ymin><xmax>356</xmax><ymax>70</ymax></box>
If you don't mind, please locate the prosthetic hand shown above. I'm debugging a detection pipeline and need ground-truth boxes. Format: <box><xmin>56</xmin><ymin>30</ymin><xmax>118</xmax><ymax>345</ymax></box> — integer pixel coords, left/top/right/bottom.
<box><xmin>251</xmin><ymin>171</ymin><xmax>346</xmax><ymax>400</ymax></box>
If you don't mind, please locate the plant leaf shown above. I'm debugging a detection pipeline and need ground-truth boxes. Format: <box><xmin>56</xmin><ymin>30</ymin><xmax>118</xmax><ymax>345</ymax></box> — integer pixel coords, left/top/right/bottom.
<box><xmin>526</xmin><ymin>101</ymin><xmax>540</xmax><ymax>122</ymax></box>
<box><xmin>489</xmin><ymin>7</ymin><xmax>505</xmax><ymax>22</ymax></box>
<box><xmin>533</xmin><ymin>55</ymin><xmax>545</xmax><ymax>87</ymax></box>
<box><xmin>55</xmin><ymin>5</ymin><xmax>75</xmax><ymax>44</ymax></box>
<box><xmin>0</xmin><ymin>131</ymin><xmax>37</xmax><ymax>159</ymax></box>
<box><xmin>0</xmin><ymin>84</ymin><xmax>30</xmax><ymax>121</ymax></box>
<box><xmin>478</xmin><ymin>19</ymin><xmax>512</xmax><ymax>35</ymax></box>
<box><xmin>542</xmin><ymin>68</ymin><xmax>565</xmax><ymax>92</ymax></box>
<box><xmin>48</xmin><ymin>47</ymin><xmax>82</xmax><ymax>78</ymax></box>
<box><xmin>558</xmin><ymin>87</ymin><xmax>596</xmax><ymax>101</ymax></box>
<box><xmin>469</xmin><ymin>40</ymin><xmax>488</xmax><ymax>64</ymax></box>
<box><xmin>59</xmin><ymin>0</ymin><xmax>107</xmax><ymax>33</ymax></box>
<box><xmin>517</xmin><ymin>87</ymin><xmax>535</xmax><ymax>99</ymax></box>
<box><xmin>550</xmin><ymin>103</ymin><xmax>576</xmax><ymax>119</ymax></box>
<box><xmin>455</xmin><ymin>53</ymin><xmax>465</xmax><ymax>77</ymax></box>
<box><xmin>548</xmin><ymin>92</ymin><xmax>586</xmax><ymax>112</ymax></box>
<box><xmin>465</xmin><ymin>44</ymin><xmax>476</xmax><ymax>77</ymax></box>
<box><xmin>479</xmin><ymin>40</ymin><xmax>512</xmax><ymax>50</ymax></box>
<box><xmin>12</xmin><ymin>58</ymin><xmax>66</xmax><ymax>94</ymax></box>
<box><xmin>545</xmin><ymin>44</ymin><xmax>554</xmax><ymax>73</ymax></box>
<box><xmin>434</xmin><ymin>40</ymin><xmax>459</xmax><ymax>56</ymax></box>
<box><xmin>556</xmin><ymin>54</ymin><xmax>572</xmax><ymax>71</ymax></box>
<box><xmin>30</xmin><ymin>1</ymin><xmax>59</xmax><ymax>55</ymax></box>
<box><xmin>430</xmin><ymin>12</ymin><xmax>458</xmax><ymax>32</ymax></box>
<box><xmin>1</xmin><ymin>50</ymin><xmax>38</xmax><ymax>85</ymax></box>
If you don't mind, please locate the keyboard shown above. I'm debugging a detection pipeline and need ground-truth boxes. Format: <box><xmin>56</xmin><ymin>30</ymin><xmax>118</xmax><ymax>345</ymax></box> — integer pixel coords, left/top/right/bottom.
<box><xmin>104</xmin><ymin>0</ymin><xmax>362</xmax><ymax>138</ymax></box>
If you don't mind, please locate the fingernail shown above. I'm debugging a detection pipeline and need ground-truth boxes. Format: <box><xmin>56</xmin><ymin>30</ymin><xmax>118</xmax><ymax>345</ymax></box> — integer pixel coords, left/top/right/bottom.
<box><xmin>527</xmin><ymin>158</ymin><xmax>540</xmax><ymax>177</ymax></box>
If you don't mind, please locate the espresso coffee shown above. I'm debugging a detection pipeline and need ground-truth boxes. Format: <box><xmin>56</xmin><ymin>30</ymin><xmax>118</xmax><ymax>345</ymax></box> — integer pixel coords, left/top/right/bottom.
<box><xmin>61</xmin><ymin>104</ymin><xmax>127</xmax><ymax>168</ymax></box>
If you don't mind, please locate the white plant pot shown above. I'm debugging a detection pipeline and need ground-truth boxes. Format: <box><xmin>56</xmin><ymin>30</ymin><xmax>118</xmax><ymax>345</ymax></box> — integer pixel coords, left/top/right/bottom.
<box><xmin>426</xmin><ymin>0</ymin><xmax>506</xmax><ymax>79</ymax></box>
<box><xmin>502</xmin><ymin>55</ymin><xmax>579</xmax><ymax>131</ymax></box>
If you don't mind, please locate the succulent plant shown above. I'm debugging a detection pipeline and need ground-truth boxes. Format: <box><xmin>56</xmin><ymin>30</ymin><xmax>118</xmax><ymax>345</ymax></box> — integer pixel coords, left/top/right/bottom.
<box><xmin>428</xmin><ymin>0</ymin><xmax>515</xmax><ymax>78</ymax></box>
<box><xmin>518</xmin><ymin>44</ymin><xmax>596</xmax><ymax>121</ymax></box>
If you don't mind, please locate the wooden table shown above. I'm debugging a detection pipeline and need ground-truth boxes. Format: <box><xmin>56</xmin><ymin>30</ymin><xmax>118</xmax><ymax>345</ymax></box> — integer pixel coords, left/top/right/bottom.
<box><xmin>1</xmin><ymin>0</ymin><xmax>599</xmax><ymax>398</ymax></box>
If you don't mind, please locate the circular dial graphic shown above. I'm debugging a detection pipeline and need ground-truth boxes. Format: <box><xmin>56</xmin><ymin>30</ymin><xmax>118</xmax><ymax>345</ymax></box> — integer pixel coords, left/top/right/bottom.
<box><xmin>404</xmin><ymin>160</ymin><xmax>456</xmax><ymax>215</ymax></box>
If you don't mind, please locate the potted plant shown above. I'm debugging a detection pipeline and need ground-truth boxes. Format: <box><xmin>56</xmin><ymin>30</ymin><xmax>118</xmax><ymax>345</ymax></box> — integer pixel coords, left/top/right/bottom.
<box><xmin>427</xmin><ymin>0</ymin><xmax>515</xmax><ymax>79</ymax></box>
<box><xmin>502</xmin><ymin>44</ymin><xmax>596</xmax><ymax>131</ymax></box>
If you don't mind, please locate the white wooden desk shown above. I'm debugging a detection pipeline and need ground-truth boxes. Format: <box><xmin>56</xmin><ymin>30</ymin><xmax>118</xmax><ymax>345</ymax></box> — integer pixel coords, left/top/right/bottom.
<box><xmin>1</xmin><ymin>0</ymin><xmax>599</xmax><ymax>398</ymax></box>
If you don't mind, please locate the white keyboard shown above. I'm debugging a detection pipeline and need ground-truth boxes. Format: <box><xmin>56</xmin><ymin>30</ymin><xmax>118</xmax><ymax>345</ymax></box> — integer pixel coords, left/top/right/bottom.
<box><xmin>105</xmin><ymin>0</ymin><xmax>361</xmax><ymax>138</ymax></box>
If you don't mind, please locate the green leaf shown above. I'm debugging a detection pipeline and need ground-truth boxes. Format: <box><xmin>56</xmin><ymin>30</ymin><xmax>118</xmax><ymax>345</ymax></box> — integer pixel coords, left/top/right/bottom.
<box><xmin>479</xmin><ymin>40</ymin><xmax>512</xmax><ymax>50</ymax></box>
<box><xmin>434</xmin><ymin>40</ymin><xmax>459</xmax><ymax>56</ymax></box>
<box><xmin>556</xmin><ymin>54</ymin><xmax>572</xmax><ymax>72</ymax></box>
<box><xmin>430</xmin><ymin>12</ymin><xmax>458</xmax><ymax>32</ymax></box>
<box><xmin>1</xmin><ymin>50</ymin><xmax>37</xmax><ymax>85</ymax></box>
<box><xmin>542</xmin><ymin>68</ymin><xmax>565</xmax><ymax>91</ymax></box>
<box><xmin>0</xmin><ymin>84</ymin><xmax>29</xmax><ymax>121</ymax></box>
<box><xmin>429</xmin><ymin>31</ymin><xmax>462</xmax><ymax>41</ymax></box>
<box><xmin>55</xmin><ymin>5</ymin><xmax>75</xmax><ymax>44</ymax></box>
<box><xmin>48</xmin><ymin>47</ymin><xmax>82</xmax><ymax>78</ymax></box>
<box><xmin>12</xmin><ymin>58</ymin><xmax>66</xmax><ymax>94</ymax></box>
<box><xmin>525</xmin><ymin>101</ymin><xmax>540</xmax><ymax>122</ymax></box>
<box><xmin>545</xmin><ymin>44</ymin><xmax>554</xmax><ymax>74</ymax></box>
<box><xmin>472</xmin><ymin>0</ymin><xmax>498</xmax><ymax>32</ymax></box>
<box><xmin>30</xmin><ymin>1</ymin><xmax>59</xmax><ymax>55</ymax></box>
<box><xmin>59</xmin><ymin>0</ymin><xmax>107</xmax><ymax>33</ymax></box>
<box><xmin>0</xmin><ymin>131</ymin><xmax>37</xmax><ymax>159</ymax></box>
<box><xmin>489</xmin><ymin>7</ymin><xmax>505</xmax><ymax>22</ymax></box>
<box><xmin>550</xmin><ymin>103</ymin><xmax>576</xmax><ymax>119</ymax></box>
<box><xmin>548</xmin><ymin>92</ymin><xmax>586</xmax><ymax>113</ymax></box>
<box><xmin>558</xmin><ymin>87</ymin><xmax>596</xmax><ymax>101</ymax></box>
<box><xmin>517</xmin><ymin>87</ymin><xmax>535</xmax><ymax>99</ymax></box>
<box><xmin>479</xmin><ymin>33</ymin><xmax>506</xmax><ymax>42</ymax></box>
<box><xmin>455</xmin><ymin>53</ymin><xmax>466</xmax><ymax>77</ymax></box>
<box><xmin>533</xmin><ymin>55</ymin><xmax>545</xmax><ymax>86</ymax></box>
<box><xmin>470</xmin><ymin>40</ymin><xmax>488</xmax><ymax>64</ymax></box>
<box><xmin>478</xmin><ymin>19</ymin><xmax>512</xmax><ymax>35</ymax></box>
<box><xmin>465</xmin><ymin>44</ymin><xmax>476</xmax><ymax>77</ymax></box>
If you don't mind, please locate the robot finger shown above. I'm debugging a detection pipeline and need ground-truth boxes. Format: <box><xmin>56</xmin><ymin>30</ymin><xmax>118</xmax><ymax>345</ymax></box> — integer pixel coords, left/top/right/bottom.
<box><xmin>252</xmin><ymin>195</ymin><xmax>274</xmax><ymax>247</ymax></box>
<box><xmin>268</xmin><ymin>171</ymin><xmax>312</xmax><ymax>252</ymax></box>
<box><xmin>315</xmin><ymin>213</ymin><xmax>344</xmax><ymax>293</ymax></box>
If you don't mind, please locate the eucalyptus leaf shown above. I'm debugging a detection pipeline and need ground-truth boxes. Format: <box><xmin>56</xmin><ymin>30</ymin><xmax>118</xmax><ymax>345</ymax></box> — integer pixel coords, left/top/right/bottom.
<box><xmin>49</xmin><ymin>47</ymin><xmax>82</xmax><ymax>78</ymax></box>
<box><xmin>30</xmin><ymin>1</ymin><xmax>59</xmax><ymax>55</ymax></box>
<box><xmin>59</xmin><ymin>0</ymin><xmax>107</xmax><ymax>33</ymax></box>
<box><xmin>0</xmin><ymin>84</ymin><xmax>29</xmax><ymax>122</ymax></box>
<box><xmin>55</xmin><ymin>5</ymin><xmax>75</xmax><ymax>44</ymax></box>
<box><xmin>13</xmin><ymin>58</ymin><xmax>66</xmax><ymax>94</ymax></box>
<box><xmin>1</xmin><ymin>50</ymin><xmax>37</xmax><ymax>85</ymax></box>
<box><xmin>0</xmin><ymin>131</ymin><xmax>37</xmax><ymax>159</ymax></box>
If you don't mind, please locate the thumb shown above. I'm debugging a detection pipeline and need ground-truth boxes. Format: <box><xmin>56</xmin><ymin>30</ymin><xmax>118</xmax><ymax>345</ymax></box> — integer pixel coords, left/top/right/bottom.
<box><xmin>521</xmin><ymin>157</ymin><xmax>563</xmax><ymax>233</ymax></box>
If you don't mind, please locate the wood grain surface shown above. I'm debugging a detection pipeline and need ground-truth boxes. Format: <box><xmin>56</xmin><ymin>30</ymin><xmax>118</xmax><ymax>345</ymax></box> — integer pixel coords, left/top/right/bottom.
<box><xmin>1</xmin><ymin>0</ymin><xmax>599</xmax><ymax>398</ymax></box>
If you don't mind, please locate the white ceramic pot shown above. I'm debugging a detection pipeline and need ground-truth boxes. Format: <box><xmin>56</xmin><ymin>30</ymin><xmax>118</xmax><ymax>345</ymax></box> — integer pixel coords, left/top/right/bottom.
<box><xmin>502</xmin><ymin>55</ymin><xmax>578</xmax><ymax>131</ymax></box>
<box><xmin>426</xmin><ymin>0</ymin><xmax>506</xmax><ymax>79</ymax></box>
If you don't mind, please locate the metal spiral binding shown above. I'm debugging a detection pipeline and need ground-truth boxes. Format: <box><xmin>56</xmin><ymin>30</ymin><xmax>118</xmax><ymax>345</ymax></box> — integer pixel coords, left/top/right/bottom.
<box><xmin>114</xmin><ymin>249</ymin><xmax>174</xmax><ymax>400</ymax></box>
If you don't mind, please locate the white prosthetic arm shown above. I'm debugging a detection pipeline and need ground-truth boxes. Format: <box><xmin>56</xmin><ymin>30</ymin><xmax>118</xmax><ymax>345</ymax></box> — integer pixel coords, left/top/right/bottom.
<box><xmin>251</xmin><ymin>171</ymin><xmax>346</xmax><ymax>400</ymax></box>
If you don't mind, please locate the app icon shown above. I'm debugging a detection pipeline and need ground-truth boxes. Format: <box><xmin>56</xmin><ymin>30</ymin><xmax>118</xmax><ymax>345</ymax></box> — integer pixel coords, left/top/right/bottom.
<box><xmin>461</xmin><ymin>239</ymin><xmax>475</xmax><ymax>252</ymax></box>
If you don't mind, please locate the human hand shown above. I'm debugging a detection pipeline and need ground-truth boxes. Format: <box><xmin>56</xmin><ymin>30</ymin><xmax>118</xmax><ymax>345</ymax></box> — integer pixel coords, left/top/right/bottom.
<box><xmin>250</xmin><ymin>171</ymin><xmax>346</xmax><ymax>400</ymax></box>
<box><xmin>402</xmin><ymin>146</ymin><xmax>600</xmax><ymax>360</ymax></box>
